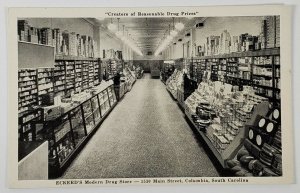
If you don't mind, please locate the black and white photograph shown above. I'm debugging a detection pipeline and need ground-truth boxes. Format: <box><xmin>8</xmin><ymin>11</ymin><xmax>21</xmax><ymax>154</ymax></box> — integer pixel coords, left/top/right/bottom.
<box><xmin>6</xmin><ymin>5</ymin><xmax>294</xmax><ymax>188</ymax></box>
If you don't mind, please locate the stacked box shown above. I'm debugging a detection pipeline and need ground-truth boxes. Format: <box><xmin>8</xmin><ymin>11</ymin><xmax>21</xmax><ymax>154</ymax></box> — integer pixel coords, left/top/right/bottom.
<box><xmin>93</xmin><ymin>40</ymin><xmax>98</xmax><ymax>58</ymax></box>
<box><xmin>52</xmin><ymin>29</ymin><xmax>57</xmax><ymax>53</ymax></box>
<box><xmin>18</xmin><ymin>20</ymin><xmax>29</xmax><ymax>41</ymax></box>
<box><xmin>80</xmin><ymin>37</ymin><xmax>84</xmax><ymax>56</ymax></box>
<box><xmin>275</xmin><ymin>16</ymin><xmax>280</xmax><ymax>47</ymax></box>
<box><xmin>37</xmin><ymin>28</ymin><xmax>42</xmax><ymax>44</ymax></box>
<box><xmin>69</xmin><ymin>32</ymin><xmax>77</xmax><ymax>56</ymax></box>
<box><xmin>76</xmin><ymin>34</ymin><xmax>81</xmax><ymax>56</ymax></box>
<box><xmin>28</xmin><ymin>27</ymin><xmax>38</xmax><ymax>43</ymax></box>
<box><xmin>230</xmin><ymin>36</ymin><xmax>239</xmax><ymax>52</ymax></box>
<box><xmin>62</xmin><ymin>31</ymin><xmax>69</xmax><ymax>55</ymax></box>
<box><xmin>41</xmin><ymin>28</ymin><xmax>53</xmax><ymax>45</ymax></box>
<box><xmin>81</xmin><ymin>35</ymin><xmax>88</xmax><ymax>57</ymax></box>
<box><xmin>53</xmin><ymin>29</ymin><xmax>62</xmax><ymax>54</ymax></box>
<box><xmin>265</xmin><ymin>16</ymin><xmax>276</xmax><ymax>48</ymax></box>
<box><xmin>259</xmin><ymin>19</ymin><xmax>267</xmax><ymax>49</ymax></box>
<box><xmin>220</xmin><ymin>30</ymin><xmax>231</xmax><ymax>54</ymax></box>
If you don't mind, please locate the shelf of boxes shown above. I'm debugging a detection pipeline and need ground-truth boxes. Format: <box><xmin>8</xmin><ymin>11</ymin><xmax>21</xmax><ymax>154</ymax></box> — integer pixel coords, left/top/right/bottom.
<box><xmin>74</xmin><ymin>61</ymin><xmax>83</xmax><ymax>94</ymax></box>
<box><xmin>88</xmin><ymin>61</ymin><xmax>94</xmax><ymax>88</ymax></box>
<box><xmin>82</xmin><ymin>61</ymin><xmax>90</xmax><ymax>90</ymax></box>
<box><xmin>37</xmin><ymin>67</ymin><xmax>54</xmax><ymax>105</ymax></box>
<box><xmin>190</xmin><ymin>48</ymin><xmax>280</xmax><ymax>103</ymax></box>
<box><xmin>18</xmin><ymin>68</ymin><xmax>38</xmax><ymax>113</ymax></box>
<box><xmin>65</xmin><ymin>61</ymin><xmax>75</xmax><ymax>97</ymax></box>
<box><xmin>54</xmin><ymin>61</ymin><xmax>66</xmax><ymax>95</ymax></box>
<box><xmin>93</xmin><ymin>60</ymin><xmax>100</xmax><ymax>86</ymax></box>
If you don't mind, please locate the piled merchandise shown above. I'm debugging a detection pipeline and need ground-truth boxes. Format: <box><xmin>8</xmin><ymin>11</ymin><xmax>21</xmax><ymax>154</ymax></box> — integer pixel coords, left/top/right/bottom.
<box><xmin>161</xmin><ymin>60</ymin><xmax>175</xmax><ymax>84</ymax></box>
<box><xmin>122</xmin><ymin>67</ymin><xmax>136</xmax><ymax>91</ymax></box>
<box><xmin>41</xmin><ymin>80</ymin><xmax>114</xmax><ymax>124</ymax></box>
<box><xmin>166</xmin><ymin>69</ymin><xmax>184</xmax><ymax>99</ymax></box>
<box><xmin>185</xmin><ymin>80</ymin><xmax>268</xmax><ymax>154</ymax></box>
<box><xmin>226</xmin><ymin>106</ymin><xmax>282</xmax><ymax>176</ymax></box>
<box><xmin>17</xmin><ymin>19</ymin><xmax>97</xmax><ymax>57</ymax></box>
<box><xmin>135</xmin><ymin>66</ymin><xmax>144</xmax><ymax>79</ymax></box>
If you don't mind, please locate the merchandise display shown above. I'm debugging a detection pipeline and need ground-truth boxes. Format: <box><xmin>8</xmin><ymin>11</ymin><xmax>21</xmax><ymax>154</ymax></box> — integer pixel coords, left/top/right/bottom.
<box><xmin>184</xmin><ymin>80</ymin><xmax>269</xmax><ymax>167</ymax></box>
<box><xmin>135</xmin><ymin>66</ymin><xmax>144</xmax><ymax>79</ymax></box>
<box><xmin>227</xmin><ymin>107</ymin><xmax>282</xmax><ymax>177</ymax></box>
<box><xmin>166</xmin><ymin>69</ymin><xmax>184</xmax><ymax>99</ymax></box>
<box><xmin>20</xmin><ymin>79</ymin><xmax>118</xmax><ymax>178</ymax></box>
<box><xmin>122</xmin><ymin>67</ymin><xmax>137</xmax><ymax>91</ymax></box>
<box><xmin>161</xmin><ymin>60</ymin><xmax>175</xmax><ymax>84</ymax></box>
<box><xmin>188</xmin><ymin>49</ymin><xmax>280</xmax><ymax>103</ymax></box>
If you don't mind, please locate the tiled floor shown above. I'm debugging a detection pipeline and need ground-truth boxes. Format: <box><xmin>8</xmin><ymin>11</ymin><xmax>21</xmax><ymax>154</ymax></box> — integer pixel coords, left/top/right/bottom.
<box><xmin>61</xmin><ymin>74</ymin><xmax>219</xmax><ymax>179</ymax></box>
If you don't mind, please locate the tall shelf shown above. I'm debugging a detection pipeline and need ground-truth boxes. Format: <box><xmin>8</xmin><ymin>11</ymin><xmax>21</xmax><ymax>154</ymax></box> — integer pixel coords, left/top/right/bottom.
<box><xmin>54</xmin><ymin>56</ymin><xmax>101</xmax><ymax>97</ymax></box>
<box><xmin>74</xmin><ymin>61</ymin><xmax>83</xmax><ymax>94</ymax></box>
<box><xmin>65</xmin><ymin>61</ymin><xmax>76</xmax><ymax>97</ymax></box>
<box><xmin>18</xmin><ymin>69</ymin><xmax>38</xmax><ymax>114</ymax></box>
<box><xmin>37</xmin><ymin>67</ymin><xmax>54</xmax><ymax>105</ymax></box>
<box><xmin>53</xmin><ymin>61</ymin><xmax>66</xmax><ymax>96</ymax></box>
<box><xmin>190</xmin><ymin>48</ymin><xmax>280</xmax><ymax>103</ymax></box>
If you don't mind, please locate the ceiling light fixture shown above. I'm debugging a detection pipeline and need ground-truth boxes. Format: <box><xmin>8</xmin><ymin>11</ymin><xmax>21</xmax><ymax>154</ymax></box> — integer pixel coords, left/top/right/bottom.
<box><xmin>97</xmin><ymin>17</ymin><xmax>105</xmax><ymax>21</ymax></box>
<box><xmin>175</xmin><ymin>18</ymin><xmax>184</xmax><ymax>31</ymax></box>
<box><xmin>116</xmin><ymin>27</ymin><xmax>143</xmax><ymax>56</ymax></box>
<box><xmin>107</xmin><ymin>18</ymin><xmax>117</xmax><ymax>32</ymax></box>
<box><xmin>170</xmin><ymin>17</ymin><xmax>178</xmax><ymax>37</ymax></box>
<box><xmin>115</xmin><ymin>19</ymin><xmax>123</xmax><ymax>38</ymax></box>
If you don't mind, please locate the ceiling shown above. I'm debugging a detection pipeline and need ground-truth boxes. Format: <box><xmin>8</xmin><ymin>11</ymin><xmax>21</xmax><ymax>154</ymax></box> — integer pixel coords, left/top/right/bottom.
<box><xmin>88</xmin><ymin>17</ymin><xmax>205</xmax><ymax>54</ymax></box>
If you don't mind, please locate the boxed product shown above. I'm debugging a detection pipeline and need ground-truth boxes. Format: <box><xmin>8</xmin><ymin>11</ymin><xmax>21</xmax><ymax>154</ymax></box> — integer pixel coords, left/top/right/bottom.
<box><xmin>60</xmin><ymin>102</ymin><xmax>74</xmax><ymax>114</ymax></box>
<box><xmin>42</xmin><ymin>105</ymin><xmax>62</xmax><ymax>121</ymax></box>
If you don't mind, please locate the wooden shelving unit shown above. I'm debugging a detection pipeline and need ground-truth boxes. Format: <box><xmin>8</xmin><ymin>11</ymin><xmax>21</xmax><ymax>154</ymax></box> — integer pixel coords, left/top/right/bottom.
<box><xmin>190</xmin><ymin>48</ymin><xmax>280</xmax><ymax>103</ymax></box>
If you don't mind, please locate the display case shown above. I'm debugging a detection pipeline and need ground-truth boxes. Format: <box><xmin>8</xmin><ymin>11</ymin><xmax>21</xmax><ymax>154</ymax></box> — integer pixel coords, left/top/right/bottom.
<box><xmin>25</xmin><ymin>82</ymin><xmax>118</xmax><ymax>178</ymax></box>
<box><xmin>69</xmin><ymin>106</ymin><xmax>86</xmax><ymax>146</ymax></box>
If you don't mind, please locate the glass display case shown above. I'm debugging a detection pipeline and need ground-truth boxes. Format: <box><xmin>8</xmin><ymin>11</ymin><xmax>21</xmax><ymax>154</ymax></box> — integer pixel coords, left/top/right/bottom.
<box><xmin>91</xmin><ymin>95</ymin><xmax>101</xmax><ymax>124</ymax></box>
<box><xmin>82</xmin><ymin>99</ymin><xmax>95</xmax><ymax>134</ymax></box>
<box><xmin>100</xmin><ymin>90</ymin><xmax>110</xmax><ymax>116</ymax></box>
<box><xmin>69</xmin><ymin>106</ymin><xmax>86</xmax><ymax>146</ymax></box>
<box><xmin>108</xmin><ymin>85</ymin><xmax>117</xmax><ymax>105</ymax></box>
<box><xmin>18</xmin><ymin>82</ymin><xmax>118</xmax><ymax>178</ymax></box>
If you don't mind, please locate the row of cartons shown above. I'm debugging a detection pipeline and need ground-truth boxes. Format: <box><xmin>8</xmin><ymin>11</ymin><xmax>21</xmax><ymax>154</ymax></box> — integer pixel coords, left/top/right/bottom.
<box><xmin>17</xmin><ymin>19</ymin><xmax>97</xmax><ymax>57</ymax></box>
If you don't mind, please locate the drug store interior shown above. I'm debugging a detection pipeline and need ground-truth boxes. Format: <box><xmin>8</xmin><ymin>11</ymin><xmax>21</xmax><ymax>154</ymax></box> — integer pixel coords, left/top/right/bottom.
<box><xmin>17</xmin><ymin>16</ymin><xmax>282</xmax><ymax>179</ymax></box>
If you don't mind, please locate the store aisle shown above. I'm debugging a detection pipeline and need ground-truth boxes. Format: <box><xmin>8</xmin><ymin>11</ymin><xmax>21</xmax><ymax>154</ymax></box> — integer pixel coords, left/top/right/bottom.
<box><xmin>62</xmin><ymin>74</ymin><xmax>219</xmax><ymax>179</ymax></box>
